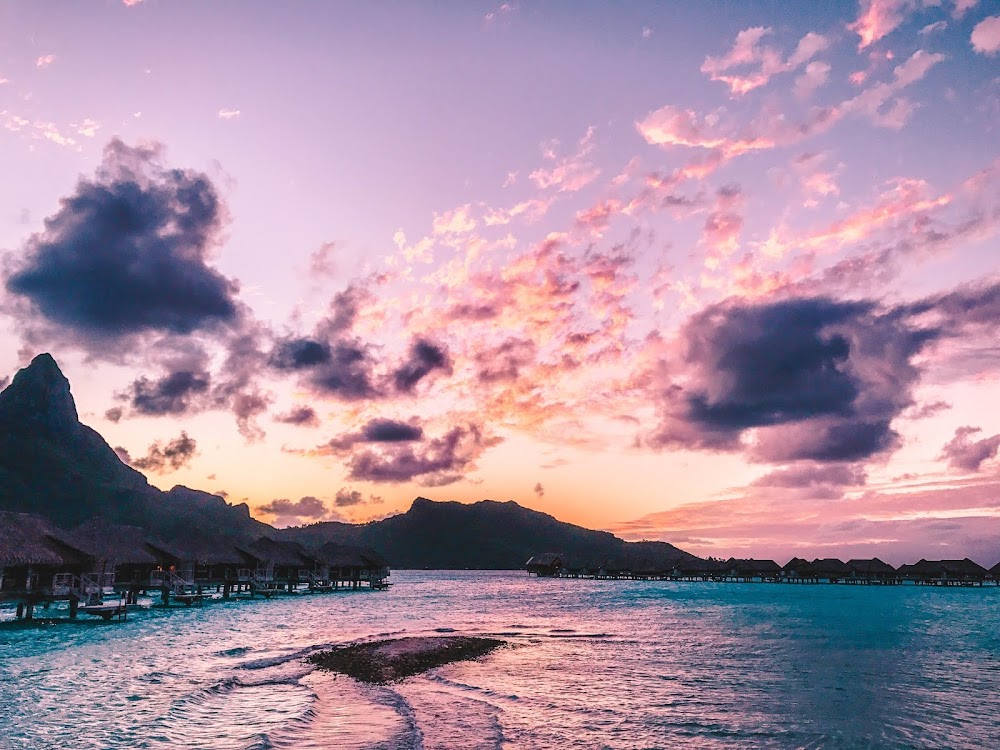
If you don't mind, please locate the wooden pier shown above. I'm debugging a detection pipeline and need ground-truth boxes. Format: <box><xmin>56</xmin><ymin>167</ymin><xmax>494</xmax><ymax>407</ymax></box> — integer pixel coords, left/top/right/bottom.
<box><xmin>526</xmin><ymin>553</ymin><xmax>998</xmax><ymax>587</ymax></box>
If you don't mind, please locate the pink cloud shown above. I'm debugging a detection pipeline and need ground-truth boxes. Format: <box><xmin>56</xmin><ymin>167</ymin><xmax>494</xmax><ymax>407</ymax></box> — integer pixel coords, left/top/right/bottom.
<box><xmin>611</xmin><ymin>472</ymin><xmax>1000</xmax><ymax>565</ymax></box>
<box><xmin>953</xmin><ymin>0</ymin><xmax>979</xmax><ymax>17</ymax></box>
<box><xmin>700</xmin><ymin>185</ymin><xmax>745</xmax><ymax>266</ymax></box>
<box><xmin>941</xmin><ymin>426</ymin><xmax>1000</xmax><ymax>472</ymax></box>
<box><xmin>701</xmin><ymin>27</ymin><xmax>830</xmax><ymax>96</ymax></box>
<box><xmin>971</xmin><ymin>16</ymin><xmax>1000</xmax><ymax>55</ymax></box>
<box><xmin>794</xmin><ymin>60</ymin><xmax>832</xmax><ymax>99</ymax></box>
<box><xmin>432</xmin><ymin>204</ymin><xmax>477</xmax><ymax>235</ymax></box>
<box><xmin>849</xmin><ymin>0</ymin><xmax>920</xmax><ymax>49</ymax></box>
<box><xmin>635</xmin><ymin>105</ymin><xmax>775</xmax><ymax>158</ymax></box>
<box><xmin>529</xmin><ymin>127</ymin><xmax>600</xmax><ymax>193</ymax></box>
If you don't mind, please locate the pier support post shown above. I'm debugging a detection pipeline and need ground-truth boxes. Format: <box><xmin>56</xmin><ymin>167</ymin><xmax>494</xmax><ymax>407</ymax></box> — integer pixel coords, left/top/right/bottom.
<box><xmin>69</xmin><ymin>594</ymin><xmax>79</xmax><ymax>620</ymax></box>
<box><xmin>16</xmin><ymin>602</ymin><xmax>23</xmax><ymax>619</ymax></box>
<box><xmin>25</xmin><ymin>601</ymin><xmax>34</xmax><ymax>621</ymax></box>
<box><xmin>161</xmin><ymin>587</ymin><xmax>170</xmax><ymax>606</ymax></box>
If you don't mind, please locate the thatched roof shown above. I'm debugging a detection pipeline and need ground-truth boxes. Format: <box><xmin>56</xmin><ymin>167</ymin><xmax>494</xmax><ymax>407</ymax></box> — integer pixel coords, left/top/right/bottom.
<box><xmin>0</xmin><ymin>511</ymin><xmax>91</xmax><ymax>567</ymax></box>
<box><xmin>940</xmin><ymin>559</ymin><xmax>988</xmax><ymax>577</ymax></box>
<box><xmin>847</xmin><ymin>558</ymin><xmax>897</xmax><ymax>575</ymax></box>
<box><xmin>726</xmin><ymin>558</ymin><xmax>781</xmax><ymax>574</ymax></box>
<box><xmin>990</xmin><ymin>561</ymin><xmax>1000</xmax><ymax>576</ymax></box>
<box><xmin>525</xmin><ymin>552</ymin><xmax>563</xmax><ymax>568</ymax></box>
<box><xmin>781</xmin><ymin>557</ymin><xmax>812</xmax><ymax>573</ymax></box>
<box><xmin>67</xmin><ymin>519</ymin><xmax>174</xmax><ymax>566</ymax></box>
<box><xmin>675</xmin><ymin>558</ymin><xmax>723</xmax><ymax>574</ymax></box>
<box><xmin>809</xmin><ymin>558</ymin><xmax>851</xmax><ymax>575</ymax></box>
<box><xmin>170</xmin><ymin>537</ymin><xmax>260</xmax><ymax>567</ymax></box>
<box><xmin>899</xmin><ymin>558</ymin><xmax>987</xmax><ymax>578</ymax></box>
<box><xmin>244</xmin><ymin>536</ymin><xmax>316</xmax><ymax>567</ymax></box>
<box><xmin>316</xmin><ymin>541</ymin><xmax>387</xmax><ymax>570</ymax></box>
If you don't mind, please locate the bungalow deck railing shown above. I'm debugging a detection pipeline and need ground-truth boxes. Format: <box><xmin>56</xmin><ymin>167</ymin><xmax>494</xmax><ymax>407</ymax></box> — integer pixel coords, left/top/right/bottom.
<box><xmin>149</xmin><ymin>570</ymin><xmax>192</xmax><ymax>591</ymax></box>
<box><xmin>51</xmin><ymin>573</ymin><xmax>113</xmax><ymax>597</ymax></box>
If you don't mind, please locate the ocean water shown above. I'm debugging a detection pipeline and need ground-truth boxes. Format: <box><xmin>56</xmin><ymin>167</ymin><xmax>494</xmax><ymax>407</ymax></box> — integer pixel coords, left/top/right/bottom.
<box><xmin>1</xmin><ymin>571</ymin><xmax>999</xmax><ymax>750</ymax></box>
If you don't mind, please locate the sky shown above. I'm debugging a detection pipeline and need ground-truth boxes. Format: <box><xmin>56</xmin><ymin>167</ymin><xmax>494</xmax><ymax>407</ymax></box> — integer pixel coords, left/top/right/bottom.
<box><xmin>1</xmin><ymin>0</ymin><xmax>1000</xmax><ymax>565</ymax></box>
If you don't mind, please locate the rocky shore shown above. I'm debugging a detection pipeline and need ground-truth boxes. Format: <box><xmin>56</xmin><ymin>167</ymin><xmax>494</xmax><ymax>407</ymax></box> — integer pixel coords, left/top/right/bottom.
<box><xmin>307</xmin><ymin>635</ymin><xmax>506</xmax><ymax>684</ymax></box>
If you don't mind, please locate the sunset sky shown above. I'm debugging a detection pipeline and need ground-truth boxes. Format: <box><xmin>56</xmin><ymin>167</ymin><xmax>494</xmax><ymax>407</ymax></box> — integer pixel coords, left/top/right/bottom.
<box><xmin>1</xmin><ymin>1</ymin><xmax>999</xmax><ymax>563</ymax></box>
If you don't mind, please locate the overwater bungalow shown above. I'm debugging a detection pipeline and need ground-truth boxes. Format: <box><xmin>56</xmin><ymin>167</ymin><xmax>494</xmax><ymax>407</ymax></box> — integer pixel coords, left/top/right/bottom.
<box><xmin>523</xmin><ymin>547</ymin><xmax>995</xmax><ymax>589</ymax></box>
<box><xmin>846</xmin><ymin>558</ymin><xmax>899</xmax><ymax>584</ymax></box>
<box><xmin>898</xmin><ymin>558</ymin><xmax>989</xmax><ymax>586</ymax></box>
<box><xmin>165</xmin><ymin>538</ymin><xmax>265</xmax><ymax>600</ymax></box>
<box><xmin>66</xmin><ymin>519</ymin><xmax>180</xmax><ymax>603</ymax></box>
<box><xmin>526</xmin><ymin>552</ymin><xmax>564</xmax><ymax>577</ymax></box>
<box><xmin>242</xmin><ymin>536</ymin><xmax>320</xmax><ymax>592</ymax></box>
<box><xmin>780</xmin><ymin>557</ymin><xmax>814</xmax><ymax>582</ymax></box>
<box><xmin>672</xmin><ymin>558</ymin><xmax>723</xmax><ymax>581</ymax></box>
<box><xmin>807</xmin><ymin>558</ymin><xmax>852</xmax><ymax>583</ymax></box>
<box><xmin>0</xmin><ymin>512</ymin><xmax>123</xmax><ymax>620</ymax></box>
<box><xmin>723</xmin><ymin>558</ymin><xmax>781</xmax><ymax>582</ymax></box>
<box><xmin>314</xmin><ymin>542</ymin><xmax>391</xmax><ymax>589</ymax></box>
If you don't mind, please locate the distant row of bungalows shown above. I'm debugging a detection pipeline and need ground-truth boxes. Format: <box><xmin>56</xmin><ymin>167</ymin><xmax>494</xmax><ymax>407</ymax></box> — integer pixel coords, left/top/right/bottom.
<box><xmin>0</xmin><ymin>511</ymin><xmax>390</xmax><ymax>621</ymax></box>
<box><xmin>525</xmin><ymin>553</ymin><xmax>1000</xmax><ymax>586</ymax></box>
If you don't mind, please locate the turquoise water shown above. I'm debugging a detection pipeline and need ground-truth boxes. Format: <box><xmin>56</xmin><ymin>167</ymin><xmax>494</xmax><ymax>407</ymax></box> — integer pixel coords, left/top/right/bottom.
<box><xmin>1</xmin><ymin>571</ymin><xmax>999</xmax><ymax>749</ymax></box>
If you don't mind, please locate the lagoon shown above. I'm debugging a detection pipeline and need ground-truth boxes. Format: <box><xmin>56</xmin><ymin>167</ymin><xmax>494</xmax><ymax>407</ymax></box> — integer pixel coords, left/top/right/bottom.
<box><xmin>2</xmin><ymin>571</ymin><xmax>998</xmax><ymax>749</ymax></box>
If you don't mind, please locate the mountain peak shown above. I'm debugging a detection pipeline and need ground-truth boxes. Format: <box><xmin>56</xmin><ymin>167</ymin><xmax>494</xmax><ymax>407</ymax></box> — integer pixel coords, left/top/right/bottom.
<box><xmin>0</xmin><ymin>353</ymin><xmax>80</xmax><ymax>438</ymax></box>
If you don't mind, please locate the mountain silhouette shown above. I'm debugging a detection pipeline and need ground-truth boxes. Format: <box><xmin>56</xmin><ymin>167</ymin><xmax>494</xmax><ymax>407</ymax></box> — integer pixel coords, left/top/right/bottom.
<box><xmin>280</xmin><ymin>496</ymin><xmax>695</xmax><ymax>569</ymax></box>
<box><xmin>0</xmin><ymin>353</ymin><xmax>268</xmax><ymax>539</ymax></box>
<box><xmin>0</xmin><ymin>354</ymin><xmax>695</xmax><ymax>568</ymax></box>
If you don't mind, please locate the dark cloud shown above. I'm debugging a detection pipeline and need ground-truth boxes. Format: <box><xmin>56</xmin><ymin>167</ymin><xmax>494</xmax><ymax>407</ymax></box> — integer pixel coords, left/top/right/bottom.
<box><xmin>321</xmin><ymin>418</ymin><xmax>424</xmax><ymax>454</ymax></box>
<box><xmin>317</xmin><ymin>285</ymin><xmax>370</xmax><ymax>338</ymax></box>
<box><xmin>446</xmin><ymin>302</ymin><xmax>501</xmax><ymax>321</ymax></box>
<box><xmin>274</xmin><ymin>405</ymin><xmax>320</xmax><ymax>427</ymax></box>
<box><xmin>334</xmin><ymin>488</ymin><xmax>365</xmax><ymax>507</ymax></box>
<box><xmin>648</xmin><ymin>296</ymin><xmax>936</xmax><ymax>462</ymax></box>
<box><xmin>104</xmin><ymin>406</ymin><xmax>123</xmax><ymax>423</ymax></box>
<box><xmin>270</xmin><ymin>284</ymin><xmax>452</xmax><ymax>402</ymax></box>
<box><xmin>346</xmin><ymin>423</ymin><xmax>501</xmax><ymax>485</ymax></box>
<box><xmin>117</xmin><ymin>431</ymin><xmax>197</xmax><ymax>473</ymax></box>
<box><xmin>906</xmin><ymin>400</ymin><xmax>951</xmax><ymax>419</ymax></box>
<box><xmin>363</xmin><ymin>418</ymin><xmax>424</xmax><ymax>442</ymax></box>
<box><xmin>309</xmin><ymin>341</ymin><xmax>380</xmax><ymax>398</ymax></box>
<box><xmin>122</xmin><ymin>369</ymin><xmax>211</xmax><ymax>415</ymax></box>
<box><xmin>5</xmin><ymin>139</ymin><xmax>238</xmax><ymax>348</ymax></box>
<box><xmin>270</xmin><ymin>338</ymin><xmax>331</xmax><ymax>370</ymax></box>
<box><xmin>258</xmin><ymin>495</ymin><xmax>328</xmax><ymax>519</ymax></box>
<box><xmin>393</xmin><ymin>338</ymin><xmax>452</xmax><ymax>392</ymax></box>
<box><xmin>270</xmin><ymin>337</ymin><xmax>379</xmax><ymax>400</ymax></box>
<box><xmin>533</xmin><ymin>482</ymin><xmax>545</xmax><ymax>497</ymax></box>
<box><xmin>751</xmin><ymin>464</ymin><xmax>866</xmax><ymax>488</ymax></box>
<box><xmin>941</xmin><ymin>426</ymin><xmax>1000</xmax><ymax>472</ymax></box>
<box><xmin>752</xmin><ymin>418</ymin><xmax>902</xmax><ymax>463</ymax></box>
<box><xmin>648</xmin><ymin>281</ymin><xmax>1000</xmax><ymax>465</ymax></box>
<box><xmin>229</xmin><ymin>389</ymin><xmax>272</xmax><ymax>442</ymax></box>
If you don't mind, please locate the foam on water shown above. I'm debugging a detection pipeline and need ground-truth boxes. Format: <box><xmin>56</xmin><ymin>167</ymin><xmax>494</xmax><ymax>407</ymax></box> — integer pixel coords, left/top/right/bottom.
<box><xmin>2</xmin><ymin>572</ymin><xmax>999</xmax><ymax>749</ymax></box>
